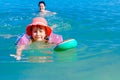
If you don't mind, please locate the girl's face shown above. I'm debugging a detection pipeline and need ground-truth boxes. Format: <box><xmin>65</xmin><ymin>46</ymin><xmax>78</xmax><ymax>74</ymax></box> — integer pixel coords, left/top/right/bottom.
<box><xmin>32</xmin><ymin>26</ymin><xmax>46</xmax><ymax>42</ymax></box>
<box><xmin>39</xmin><ymin>3</ymin><xmax>45</xmax><ymax>12</ymax></box>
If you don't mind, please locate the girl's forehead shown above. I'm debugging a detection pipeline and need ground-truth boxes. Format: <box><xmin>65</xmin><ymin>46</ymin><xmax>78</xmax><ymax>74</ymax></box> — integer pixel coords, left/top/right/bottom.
<box><xmin>32</xmin><ymin>26</ymin><xmax>45</xmax><ymax>31</ymax></box>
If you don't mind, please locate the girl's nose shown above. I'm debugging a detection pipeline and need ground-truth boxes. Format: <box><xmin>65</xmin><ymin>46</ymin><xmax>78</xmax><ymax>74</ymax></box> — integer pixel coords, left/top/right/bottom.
<box><xmin>36</xmin><ymin>31</ymin><xmax>40</xmax><ymax>35</ymax></box>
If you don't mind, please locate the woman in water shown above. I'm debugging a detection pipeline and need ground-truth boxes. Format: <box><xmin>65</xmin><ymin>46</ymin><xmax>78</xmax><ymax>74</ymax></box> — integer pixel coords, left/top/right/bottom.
<box><xmin>38</xmin><ymin>1</ymin><xmax>56</xmax><ymax>16</ymax></box>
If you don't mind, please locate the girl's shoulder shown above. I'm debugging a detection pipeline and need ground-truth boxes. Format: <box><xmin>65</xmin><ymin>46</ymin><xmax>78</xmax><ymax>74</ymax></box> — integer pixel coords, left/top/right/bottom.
<box><xmin>48</xmin><ymin>33</ymin><xmax>63</xmax><ymax>45</ymax></box>
<box><xmin>15</xmin><ymin>33</ymin><xmax>31</xmax><ymax>46</ymax></box>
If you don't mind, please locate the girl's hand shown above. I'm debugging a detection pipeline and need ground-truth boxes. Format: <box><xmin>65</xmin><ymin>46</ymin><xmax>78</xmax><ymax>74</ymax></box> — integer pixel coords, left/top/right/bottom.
<box><xmin>16</xmin><ymin>56</ymin><xmax>21</xmax><ymax>60</ymax></box>
<box><xmin>10</xmin><ymin>54</ymin><xmax>21</xmax><ymax>60</ymax></box>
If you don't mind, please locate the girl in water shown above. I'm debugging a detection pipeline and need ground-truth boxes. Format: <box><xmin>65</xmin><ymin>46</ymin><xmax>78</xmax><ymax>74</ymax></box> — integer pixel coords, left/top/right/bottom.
<box><xmin>12</xmin><ymin>17</ymin><xmax>63</xmax><ymax>60</ymax></box>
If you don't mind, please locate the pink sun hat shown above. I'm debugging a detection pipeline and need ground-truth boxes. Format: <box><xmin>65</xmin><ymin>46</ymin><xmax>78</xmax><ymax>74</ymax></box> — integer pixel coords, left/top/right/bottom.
<box><xmin>26</xmin><ymin>17</ymin><xmax>52</xmax><ymax>36</ymax></box>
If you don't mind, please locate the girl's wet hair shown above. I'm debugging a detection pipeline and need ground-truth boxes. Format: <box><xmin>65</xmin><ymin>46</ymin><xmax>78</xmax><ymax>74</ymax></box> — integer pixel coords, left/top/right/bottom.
<box><xmin>31</xmin><ymin>25</ymin><xmax>48</xmax><ymax>36</ymax></box>
<box><xmin>38</xmin><ymin>1</ymin><xmax>46</xmax><ymax>7</ymax></box>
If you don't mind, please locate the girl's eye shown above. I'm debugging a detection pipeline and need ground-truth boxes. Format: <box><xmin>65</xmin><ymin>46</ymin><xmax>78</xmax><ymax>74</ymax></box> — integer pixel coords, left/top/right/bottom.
<box><xmin>39</xmin><ymin>30</ymin><xmax>44</xmax><ymax>33</ymax></box>
<box><xmin>32</xmin><ymin>30</ymin><xmax>37</xmax><ymax>33</ymax></box>
<box><xmin>39</xmin><ymin>30</ymin><xmax>43</xmax><ymax>32</ymax></box>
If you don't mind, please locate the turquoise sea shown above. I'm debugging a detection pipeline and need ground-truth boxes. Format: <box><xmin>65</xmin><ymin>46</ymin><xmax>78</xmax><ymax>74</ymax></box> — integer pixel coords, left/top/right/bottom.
<box><xmin>0</xmin><ymin>0</ymin><xmax>120</xmax><ymax>80</ymax></box>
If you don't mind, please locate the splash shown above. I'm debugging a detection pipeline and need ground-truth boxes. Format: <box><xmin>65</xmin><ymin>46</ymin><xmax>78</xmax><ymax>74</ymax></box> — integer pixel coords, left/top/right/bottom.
<box><xmin>0</xmin><ymin>34</ymin><xmax>17</xmax><ymax>39</ymax></box>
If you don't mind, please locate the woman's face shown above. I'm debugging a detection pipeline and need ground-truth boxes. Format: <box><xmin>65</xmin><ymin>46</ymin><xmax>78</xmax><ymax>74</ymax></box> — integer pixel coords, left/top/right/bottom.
<box><xmin>32</xmin><ymin>26</ymin><xmax>46</xmax><ymax>42</ymax></box>
<box><xmin>39</xmin><ymin>3</ymin><xmax>45</xmax><ymax>12</ymax></box>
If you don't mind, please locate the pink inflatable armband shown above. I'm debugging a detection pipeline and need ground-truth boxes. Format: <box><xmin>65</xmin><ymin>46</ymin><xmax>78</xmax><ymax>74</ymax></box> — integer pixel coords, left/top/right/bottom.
<box><xmin>15</xmin><ymin>34</ymin><xmax>30</xmax><ymax>46</ymax></box>
<box><xmin>48</xmin><ymin>33</ymin><xmax>63</xmax><ymax>45</ymax></box>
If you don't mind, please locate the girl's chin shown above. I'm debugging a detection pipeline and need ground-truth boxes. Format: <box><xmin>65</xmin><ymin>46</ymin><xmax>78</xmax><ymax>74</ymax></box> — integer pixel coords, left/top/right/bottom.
<box><xmin>35</xmin><ymin>39</ymin><xmax>44</xmax><ymax>42</ymax></box>
<box><xmin>36</xmin><ymin>40</ymin><xmax>42</xmax><ymax>42</ymax></box>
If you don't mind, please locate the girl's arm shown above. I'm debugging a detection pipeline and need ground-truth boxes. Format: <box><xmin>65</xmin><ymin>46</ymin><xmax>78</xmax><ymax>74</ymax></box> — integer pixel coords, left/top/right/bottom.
<box><xmin>16</xmin><ymin>45</ymin><xmax>25</xmax><ymax>60</ymax></box>
<box><xmin>15</xmin><ymin>34</ymin><xmax>30</xmax><ymax>60</ymax></box>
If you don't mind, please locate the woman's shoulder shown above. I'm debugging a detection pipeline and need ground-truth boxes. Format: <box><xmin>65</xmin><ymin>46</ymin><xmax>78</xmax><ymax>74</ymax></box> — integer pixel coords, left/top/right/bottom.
<box><xmin>40</xmin><ymin>10</ymin><xmax>56</xmax><ymax>15</ymax></box>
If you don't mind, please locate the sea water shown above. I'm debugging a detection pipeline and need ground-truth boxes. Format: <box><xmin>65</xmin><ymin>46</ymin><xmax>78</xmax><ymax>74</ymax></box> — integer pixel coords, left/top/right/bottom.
<box><xmin>0</xmin><ymin>0</ymin><xmax>120</xmax><ymax>80</ymax></box>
